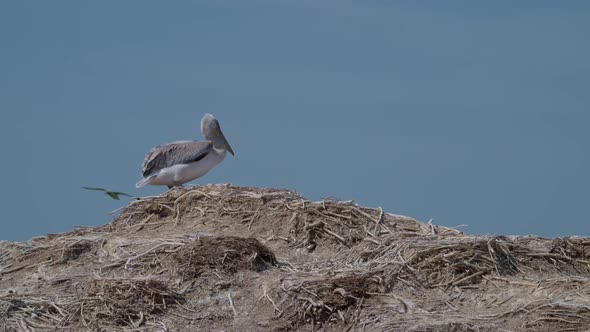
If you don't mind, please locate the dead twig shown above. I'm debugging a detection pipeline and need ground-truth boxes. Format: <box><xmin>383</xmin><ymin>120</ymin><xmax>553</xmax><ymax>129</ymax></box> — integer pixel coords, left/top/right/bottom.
<box><xmin>227</xmin><ymin>292</ymin><xmax>238</xmax><ymax>317</ymax></box>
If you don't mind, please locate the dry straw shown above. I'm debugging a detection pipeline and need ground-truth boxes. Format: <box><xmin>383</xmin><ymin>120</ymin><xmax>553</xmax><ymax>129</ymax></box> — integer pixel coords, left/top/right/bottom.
<box><xmin>1</xmin><ymin>185</ymin><xmax>589</xmax><ymax>331</ymax></box>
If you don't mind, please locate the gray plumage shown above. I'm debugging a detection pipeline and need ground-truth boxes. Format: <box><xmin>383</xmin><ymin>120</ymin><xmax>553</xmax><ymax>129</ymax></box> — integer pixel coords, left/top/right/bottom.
<box><xmin>135</xmin><ymin>113</ymin><xmax>234</xmax><ymax>189</ymax></box>
<box><xmin>141</xmin><ymin>140</ymin><xmax>213</xmax><ymax>177</ymax></box>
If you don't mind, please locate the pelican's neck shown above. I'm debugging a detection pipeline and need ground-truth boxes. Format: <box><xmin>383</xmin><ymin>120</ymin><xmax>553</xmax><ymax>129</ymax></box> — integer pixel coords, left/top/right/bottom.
<box><xmin>212</xmin><ymin>145</ymin><xmax>228</xmax><ymax>159</ymax></box>
<box><xmin>207</xmin><ymin>136</ymin><xmax>227</xmax><ymax>151</ymax></box>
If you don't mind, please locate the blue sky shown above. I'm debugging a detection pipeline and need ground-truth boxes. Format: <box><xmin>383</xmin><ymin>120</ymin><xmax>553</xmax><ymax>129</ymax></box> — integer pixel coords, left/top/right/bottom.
<box><xmin>1</xmin><ymin>1</ymin><xmax>588</xmax><ymax>241</ymax></box>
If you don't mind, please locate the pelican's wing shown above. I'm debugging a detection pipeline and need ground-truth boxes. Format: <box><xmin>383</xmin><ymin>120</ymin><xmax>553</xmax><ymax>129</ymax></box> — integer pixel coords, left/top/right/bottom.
<box><xmin>141</xmin><ymin>140</ymin><xmax>213</xmax><ymax>177</ymax></box>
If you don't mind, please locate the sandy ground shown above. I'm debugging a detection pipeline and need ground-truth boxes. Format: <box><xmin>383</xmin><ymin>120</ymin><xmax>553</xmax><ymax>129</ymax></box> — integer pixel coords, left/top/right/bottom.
<box><xmin>1</xmin><ymin>185</ymin><xmax>589</xmax><ymax>331</ymax></box>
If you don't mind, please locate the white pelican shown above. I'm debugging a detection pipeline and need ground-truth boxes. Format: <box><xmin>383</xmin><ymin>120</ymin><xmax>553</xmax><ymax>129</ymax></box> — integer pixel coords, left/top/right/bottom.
<box><xmin>135</xmin><ymin>113</ymin><xmax>234</xmax><ymax>189</ymax></box>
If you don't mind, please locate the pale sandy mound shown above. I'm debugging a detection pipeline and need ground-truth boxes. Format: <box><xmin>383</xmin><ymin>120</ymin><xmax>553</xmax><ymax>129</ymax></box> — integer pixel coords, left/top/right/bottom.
<box><xmin>1</xmin><ymin>185</ymin><xmax>589</xmax><ymax>331</ymax></box>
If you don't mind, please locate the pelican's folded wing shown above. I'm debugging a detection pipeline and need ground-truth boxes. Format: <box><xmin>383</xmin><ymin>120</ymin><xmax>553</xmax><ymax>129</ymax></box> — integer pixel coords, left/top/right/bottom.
<box><xmin>141</xmin><ymin>140</ymin><xmax>213</xmax><ymax>177</ymax></box>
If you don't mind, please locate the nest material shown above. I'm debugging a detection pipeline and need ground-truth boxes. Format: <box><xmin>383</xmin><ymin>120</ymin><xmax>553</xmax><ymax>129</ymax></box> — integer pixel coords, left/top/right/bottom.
<box><xmin>1</xmin><ymin>185</ymin><xmax>590</xmax><ymax>331</ymax></box>
<box><xmin>284</xmin><ymin>273</ymin><xmax>384</xmax><ymax>324</ymax></box>
<box><xmin>0</xmin><ymin>279</ymin><xmax>182</xmax><ymax>330</ymax></box>
<box><xmin>58</xmin><ymin>239</ymin><xmax>95</xmax><ymax>264</ymax></box>
<box><xmin>0</xmin><ymin>296</ymin><xmax>75</xmax><ymax>329</ymax></box>
<box><xmin>79</xmin><ymin>278</ymin><xmax>182</xmax><ymax>328</ymax></box>
<box><xmin>174</xmin><ymin>236</ymin><xmax>277</xmax><ymax>278</ymax></box>
<box><xmin>372</xmin><ymin>237</ymin><xmax>522</xmax><ymax>289</ymax></box>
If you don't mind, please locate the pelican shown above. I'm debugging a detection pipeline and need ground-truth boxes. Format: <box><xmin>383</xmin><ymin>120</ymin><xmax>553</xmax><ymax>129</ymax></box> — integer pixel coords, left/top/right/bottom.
<box><xmin>135</xmin><ymin>113</ymin><xmax>234</xmax><ymax>189</ymax></box>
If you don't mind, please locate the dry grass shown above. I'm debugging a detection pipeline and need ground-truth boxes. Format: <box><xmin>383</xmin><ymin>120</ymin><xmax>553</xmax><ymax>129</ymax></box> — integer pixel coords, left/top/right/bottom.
<box><xmin>173</xmin><ymin>236</ymin><xmax>277</xmax><ymax>276</ymax></box>
<box><xmin>0</xmin><ymin>278</ymin><xmax>182</xmax><ymax>330</ymax></box>
<box><xmin>282</xmin><ymin>272</ymin><xmax>383</xmax><ymax>325</ymax></box>
<box><xmin>1</xmin><ymin>185</ymin><xmax>589</xmax><ymax>331</ymax></box>
<box><xmin>79</xmin><ymin>278</ymin><xmax>183</xmax><ymax>328</ymax></box>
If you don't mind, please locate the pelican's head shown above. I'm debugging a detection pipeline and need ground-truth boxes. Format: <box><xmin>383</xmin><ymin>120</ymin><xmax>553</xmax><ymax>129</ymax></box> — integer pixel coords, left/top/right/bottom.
<box><xmin>201</xmin><ymin>113</ymin><xmax>235</xmax><ymax>156</ymax></box>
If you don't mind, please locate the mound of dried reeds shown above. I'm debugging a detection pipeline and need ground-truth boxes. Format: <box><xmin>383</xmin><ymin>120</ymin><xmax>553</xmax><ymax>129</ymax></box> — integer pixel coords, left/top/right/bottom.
<box><xmin>1</xmin><ymin>185</ymin><xmax>589</xmax><ymax>331</ymax></box>
<box><xmin>0</xmin><ymin>294</ymin><xmax>76</xmax><ymax>330</ymax></box>
<box><xmin>173</xmin><ymin>236</ymin><xmax>277</xmax><ymax>278</ymax></box>
<box><xmin>78</xmin><ymin>278</ymin><xmax>183</xmax><ymax>328</ymax></box>
<box><xmin>282</xmin><ymin>272</ymin><xmax>383</xmax><ymax>325</ymax></box>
